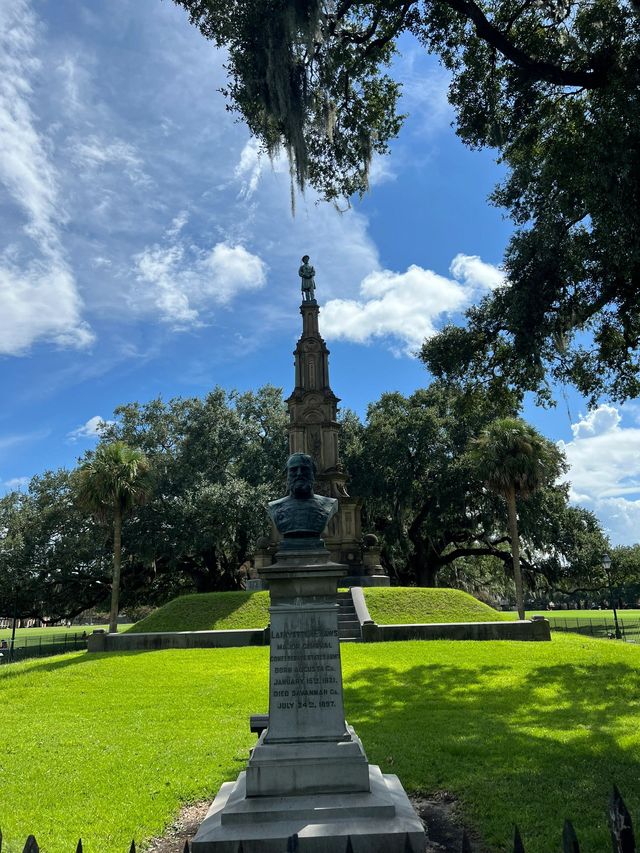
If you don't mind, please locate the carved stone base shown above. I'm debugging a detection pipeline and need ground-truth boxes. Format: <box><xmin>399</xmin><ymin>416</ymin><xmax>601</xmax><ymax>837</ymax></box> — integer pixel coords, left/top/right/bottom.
<box><xmin>191</xmin><ymin>764</ymin><xmax>425</xmax><ymax>852</ymax></box>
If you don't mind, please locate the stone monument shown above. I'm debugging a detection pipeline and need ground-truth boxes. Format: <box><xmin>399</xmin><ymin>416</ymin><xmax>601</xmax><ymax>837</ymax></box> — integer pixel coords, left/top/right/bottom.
<box><xmin>257</xmin><ymin>255</ymin><xmax>389</xmax><ymax>587</ymax></box>
<box><xmin>191</xmin><ymin>453</ymin><xmax>425</xmax><ymax>851</ymax></box>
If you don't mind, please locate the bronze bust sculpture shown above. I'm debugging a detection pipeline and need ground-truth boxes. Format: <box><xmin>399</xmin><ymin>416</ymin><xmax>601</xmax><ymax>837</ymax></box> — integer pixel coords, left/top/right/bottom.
<box><xmin>268</xmin><ymin>453</ymin><xmax>337</xmax><ymax>547</ymax></box>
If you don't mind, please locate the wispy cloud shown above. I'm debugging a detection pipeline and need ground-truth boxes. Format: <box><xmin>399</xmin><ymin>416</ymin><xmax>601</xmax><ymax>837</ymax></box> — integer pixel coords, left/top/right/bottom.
<box><xmin>71</xmin><ymin>134</ymin><xmax>151</xmax><ymax>186</ymax></box>
<box><xmin>2</xmin><ymin>476</ymin><xmax>30</xmax><ymax>491</ymax></box>
<box><xmin>0</xmin><ymin>0</ymin><xmax>93</xmax><ymax>355</ymax></box>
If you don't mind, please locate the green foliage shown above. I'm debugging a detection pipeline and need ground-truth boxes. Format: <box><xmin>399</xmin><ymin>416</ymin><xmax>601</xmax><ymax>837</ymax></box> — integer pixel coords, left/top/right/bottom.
<box><xmin>73</xmin><ymin>441</ymin><xmax>152</xmax><ymax>632</ymax></box>
<box><xmin>126</xmin><ymin>591</ymin><xmax>270</xmax><ymax>632</ymax></box>
<box><xmin>343</xmin><ymin>383</ymin><xmax>595</xmax><ymax>593</ymax></box>
<box><xmin>103</xmin><ymin>385</ymin><xmax>288</xmax><ymax>596</ymax></box>
<box><xmin>468</xmin><ymin>417</ymin><xmax>567</xmax><ymax>499</ymax></box>
<box><xmin>175</xmin><ymin>0</ymin><xmax>640</xmax><ymax>399</ymax></box>
<box><xmin>0</xmin><ymin>386</ymin><xmax>288</xmax><ymax>620</ymax></box>
<box><xmin>3</xmin><ymin>635</ymin><xmax>640</xmax><ymax>851</ymax></box>
<box><xmin>468</xmin><ymin>417</ymin><xmax>567</xmax><ymax>617</ymax></box>
<box><xmin>73</xmin><ymin>442</ymin><xmax>152</xmax><ymax>525</ymax></box>
<box><xmin>0</xmin><ymin>471</ymin><xmax>112</xmax><ymax>622</ymax></box>
<box><xmin>174</xmin><ymin>0</ymin><xmax>404</xmax><ymax>201</ymax></box>
<box><xmin>362</xmin><ymin>586</ymin><xmax>511</xmax><ymax>624</ymax></box>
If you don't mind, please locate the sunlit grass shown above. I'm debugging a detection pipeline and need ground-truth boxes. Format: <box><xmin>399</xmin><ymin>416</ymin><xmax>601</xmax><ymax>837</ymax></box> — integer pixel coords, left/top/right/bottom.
<box><xmin>2</xmin><ymin>634</ymin><xmax>639</xmax><ymax>852</ymax></box>
<box><xmin>126</xmin><ymin>591</ymin><xmax>270</xmax><ymax>633</ymax></box>
<box><xmin>363</xmin><ymin>587</ymin><xmax>510</xmax><ymax>624</ymax></box>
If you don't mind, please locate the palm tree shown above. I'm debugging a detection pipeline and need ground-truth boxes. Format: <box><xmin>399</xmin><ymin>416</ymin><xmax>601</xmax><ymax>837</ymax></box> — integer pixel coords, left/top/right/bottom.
<box><xmin>73</xmin><ymin>442</ymin><xmax>152</xmax><ymax>634</ymax></box>
<box><xmin>469</xmin><ymin>418</ymin><xmax>565</xmax><ymax>620</ymax></box>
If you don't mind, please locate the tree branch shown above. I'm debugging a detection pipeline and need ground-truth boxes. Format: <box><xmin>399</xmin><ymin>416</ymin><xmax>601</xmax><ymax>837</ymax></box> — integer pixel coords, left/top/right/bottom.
<box><xmin>443</xmin><ymin>0</ymin><xmax>609</xmax><ymax>87</ymax></box>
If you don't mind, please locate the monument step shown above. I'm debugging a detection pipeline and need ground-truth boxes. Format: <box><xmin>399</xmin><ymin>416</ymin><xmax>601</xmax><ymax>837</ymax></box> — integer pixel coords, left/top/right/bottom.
<box><xmin>191</xmin><ymin>766</ymin><xmax>426</xmax><ymax>852</ymax></box>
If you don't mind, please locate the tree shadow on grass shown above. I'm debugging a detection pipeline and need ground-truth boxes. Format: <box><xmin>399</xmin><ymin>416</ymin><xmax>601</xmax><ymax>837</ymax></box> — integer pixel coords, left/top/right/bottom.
<box><xmin>344</xmin><ymin>659</ymin><xmax>640</xmax><ymax>853</ymax></box>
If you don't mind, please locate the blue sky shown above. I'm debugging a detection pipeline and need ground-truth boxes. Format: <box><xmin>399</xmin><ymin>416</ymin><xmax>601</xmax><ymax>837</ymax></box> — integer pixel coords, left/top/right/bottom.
<box><xmin>1</xmin><ymin>0</ymin><xmax>639</xmax><ymax>545</ymax></box>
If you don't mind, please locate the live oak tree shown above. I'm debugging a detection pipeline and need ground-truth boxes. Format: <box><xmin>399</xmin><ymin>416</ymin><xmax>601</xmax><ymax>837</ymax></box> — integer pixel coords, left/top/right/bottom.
<box><xmin>0</xmin><ymin>471</ymin><xmax>112</xmax><ymax>624</ymax></box>
<box><xmin>175</xmin><ymin>0</ymin><xmax>640</xmax><ymax>402</ymax></box>
<box><xmin>340</xmin><ymin>383</ymin><xmax>588</xmax><ymax>594</ymax></box>
<box><xmin>101</xmin><ymin>385</ymin><xmax>289</xmax><ymax>596</ymax></box>
<box><xmin>0</xmin><ymin>387</ymin><xmax>289</xmax><ymax>622</ymax></box>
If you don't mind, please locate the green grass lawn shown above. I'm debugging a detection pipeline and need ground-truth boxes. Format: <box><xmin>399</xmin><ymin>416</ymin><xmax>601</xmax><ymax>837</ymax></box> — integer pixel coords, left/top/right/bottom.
<box><xmin>126</xmin><ymin>591</ymin><xmax>271</xmax><ymax>633</ymax></box>
<box><xmin>2</xmin><ymin>633</ymin><xmax>639</xmax><ymax>852</ymax></box>
<box><xmin>363</xmin><ymin>587</ymin><xmax>511</xmax><ymax>624</ymax></box>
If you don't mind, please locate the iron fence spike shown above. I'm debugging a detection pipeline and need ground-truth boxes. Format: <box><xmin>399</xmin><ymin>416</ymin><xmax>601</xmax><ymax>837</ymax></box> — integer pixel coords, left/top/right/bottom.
<box><xmin>76</xmin><ymin>839</ymin><xmax>83</xmax><ymax>853</ymax></box>
<box><xmin>513</xmin><ymin>825</ymin><xmax>525</xmax><ymax>853</ymax></box>
<box><xmin>129</xmin><ymin>841</ymin><xmax>136</xmax><ymax>853</ymax></box>
<box><xmin>461</xmin><ymin>828</ymin><xmax>473</xmax><ymax>853</ymax></box>
<box><xmin>23</xmin><ymin>837</ymin><xmax>39</xmax><ymax>853</ymax></box>
<box><xmin>609</xmin><ymin>785</ymin><xmax>635</xmax><ymax>853</ymax></box>
<box><xmin>182</xmin><ymin>840</ymin><xmax>189</xmax><ymax>853</ymax></box>
<box><xmin>562</xmin><ymin>819</ymin><xmax>580</xmax><ymax>852</ymax></box>
<box><xmin>345</xmin><ymin>833</ymin><xmax>355</xmax><ymax>853</ymax></box>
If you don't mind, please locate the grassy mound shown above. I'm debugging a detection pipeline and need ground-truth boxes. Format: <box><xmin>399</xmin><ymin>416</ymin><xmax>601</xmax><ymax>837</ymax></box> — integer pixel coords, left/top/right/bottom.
<box><xmin>363</xmin><ymin>586</ymin><xmax>511</xmax><ymax>624</ymax></box>
<box><xmin>126</xmin><ymin>591</ymin><xmax>270</xmax><ymax>633</ymax></box>
<box><xmin>2</xmin><ymin>634</ymin><xmax>640</xmax><ymax>852</ymax></box>
<box><xmin>129</xmin><ymin>587</ymin><xmax>508</xmax><ymax>633</ymax></box>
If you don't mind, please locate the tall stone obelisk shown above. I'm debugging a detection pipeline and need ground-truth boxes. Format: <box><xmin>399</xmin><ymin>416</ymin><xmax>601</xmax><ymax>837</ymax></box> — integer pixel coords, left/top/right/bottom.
<box><xmin>191</xmin><ymin>453</ymin><xmax>425</xmax><ymax>851</ymax></box>
<box><xmin>269</xmin><ymin>255</ymin><xmax>389</xmax><ymax>586</ymax></box>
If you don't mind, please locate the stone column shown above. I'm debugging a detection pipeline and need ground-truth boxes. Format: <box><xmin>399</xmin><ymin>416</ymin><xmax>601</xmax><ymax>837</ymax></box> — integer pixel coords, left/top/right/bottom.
<box><xmin>245</xmin><ymin>546</ymin><xmax>370</xmax><ymax>796</ymax></box>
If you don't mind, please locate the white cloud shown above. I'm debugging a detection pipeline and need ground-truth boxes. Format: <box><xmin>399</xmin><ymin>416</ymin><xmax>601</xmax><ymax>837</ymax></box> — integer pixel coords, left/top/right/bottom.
<box><xmin>133</xmin><ymin>222</ymin><xmax>267</xmax><ymax>328</ymax></box>
<box><xmin>67</xmin><ymin>415</ymin><xmax>113</xmax><ymax>441</ymax></box>
<box><xmin>0</xmin><ymin>0</ymin><xmax>93</xmax><ymax>355</ymax></box>
<box><xmin>398</xmin><ymin>53</ymin><xmax>453</xmax><ymax>135</ymax></box>
<box><xmin>321</xmin><ymin>254</ymin><xmax>502</xmax><ymax>354</ymax></box>
<box><xmin>368</xmin><ymin>154</ymin><xmax>396</xmax><ymax>187</ymax></box>
<box><xmin>560</xmin><ymin>405</ymin><xmax>640</xmax><ymax>545</ymax></box>
<box><xmin>570</xmin><ymin>404</ymin><xmax>621</xmax><ymax>439</ymax></box>
<box><xmin>450</xmin><ymin>253</ymin><xmax>505</xmax><ymax>291</ymax></box>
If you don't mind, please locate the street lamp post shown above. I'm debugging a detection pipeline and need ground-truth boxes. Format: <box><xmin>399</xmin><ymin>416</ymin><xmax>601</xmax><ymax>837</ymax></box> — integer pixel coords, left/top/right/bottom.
<box><xmin>602</xmin><ymin>553</ymin><xmax>622</xmax><ymax>640</ymax></box>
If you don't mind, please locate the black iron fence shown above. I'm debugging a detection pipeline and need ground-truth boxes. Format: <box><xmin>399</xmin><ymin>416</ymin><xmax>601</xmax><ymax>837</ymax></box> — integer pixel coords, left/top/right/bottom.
<box><xmin>2</xmin><ymin>786</ymin><xmax>636</xmax><ymax>852</ymax></box>
<box><xmin>0</xmin><ymin>632</ymin><xmax>88</xmax><ymax>665</ymax></box>
<box><xmin>0</xmin><ymin>838</ymin><xmax>189</xmax><ymax>853</ymax></box>
<box><xmin>547</xmin><ymin>617</ymin><xmax>640</xmax><ymax>643</ymax></box>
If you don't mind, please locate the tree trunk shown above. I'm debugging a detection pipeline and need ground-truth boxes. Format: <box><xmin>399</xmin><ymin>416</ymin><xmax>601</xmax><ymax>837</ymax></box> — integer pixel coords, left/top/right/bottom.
<box><xmin>416</xmin><ymin>558</ymin><xmax>440</xmax><ymax>587</ymax></box>
<box><xmin>109</xmin><ymin>506</ymin><xmax>122</xmax><ymax>634</ymax></box>
<box><xmin>507</xmin><ymin>488</ymin><xmax>525</xmax><ymax>619</ymax></box>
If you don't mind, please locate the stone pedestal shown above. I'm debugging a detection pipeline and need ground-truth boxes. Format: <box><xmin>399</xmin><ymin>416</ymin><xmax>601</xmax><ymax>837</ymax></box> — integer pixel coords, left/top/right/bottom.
<box><xmin>192</xmin><ymin>544</ymin><xmax>425</xmax><ymax>852</ymax></box>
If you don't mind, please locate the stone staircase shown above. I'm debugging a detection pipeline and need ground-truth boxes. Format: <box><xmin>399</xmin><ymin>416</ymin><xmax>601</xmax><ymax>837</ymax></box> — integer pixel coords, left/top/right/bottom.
<box><xmin>337</xmin><ymin>590</ymin><xmax>362</xmax><ymax>642</ymax></box>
